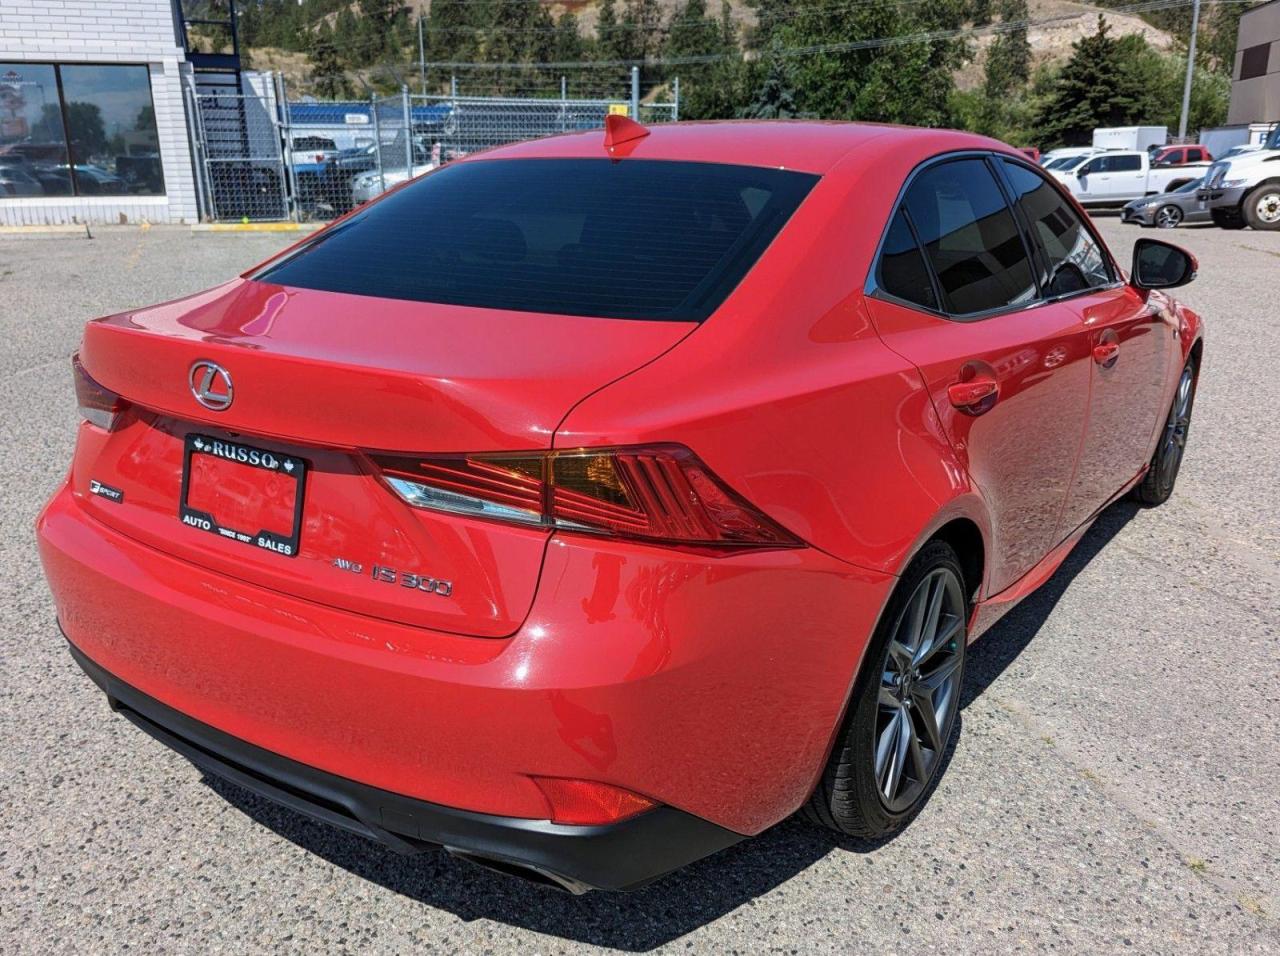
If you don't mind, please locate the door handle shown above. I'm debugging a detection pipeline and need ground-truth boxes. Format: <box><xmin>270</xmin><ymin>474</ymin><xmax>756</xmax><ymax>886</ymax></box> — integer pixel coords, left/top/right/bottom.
<box><xmin>948</xmin><ymin>377</ymin><xmax>999</xmax><ymax>414</ymax></box>
<box><xmin>1093</xmin><ymin>341</ymin><xmax>1120</xmax><ymax>367</ymax></box>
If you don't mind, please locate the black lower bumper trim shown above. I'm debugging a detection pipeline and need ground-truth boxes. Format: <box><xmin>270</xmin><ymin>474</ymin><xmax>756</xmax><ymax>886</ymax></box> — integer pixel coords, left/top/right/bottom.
<box><xmin>65</xmin><ymin>638</ymin><xmax>743</xmax><ymax>892</ymax></box>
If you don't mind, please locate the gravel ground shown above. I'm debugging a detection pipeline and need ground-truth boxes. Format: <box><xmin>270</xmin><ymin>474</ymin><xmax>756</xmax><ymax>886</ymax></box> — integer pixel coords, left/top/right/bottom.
<box><xmin>1</xmin><ymin>219</ymin><xmax>1277</xmax><ymax>954</ymax></box>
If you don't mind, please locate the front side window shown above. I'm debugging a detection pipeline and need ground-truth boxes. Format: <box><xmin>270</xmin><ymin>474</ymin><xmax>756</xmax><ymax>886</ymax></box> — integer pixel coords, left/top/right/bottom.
<box><xmin>901</xmin><ymin>158</ymin><xmax>1036</xmax><ymax>316</ymax></box>
<box><xmin>259</xmin><ymin>159</ymin><xmax>819</xmax><ymax>322</ymax></box>
<box><xmin>0</xmin><ymin>63</ymin><xmax>72</xmax><ymax>196</ymax></box>
<box><xmin>0</xmin><ymin>63</ymin><xmax>162</xmax><ymax>197</ymax></box>
<box><xmin>1000</xmin><ymin>159</ymin><xmax>1113</xmax><ymax>297</ymax></box>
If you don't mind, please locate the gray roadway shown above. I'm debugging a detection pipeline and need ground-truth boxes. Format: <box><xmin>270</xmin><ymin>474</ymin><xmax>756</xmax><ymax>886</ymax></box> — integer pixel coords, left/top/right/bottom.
<box><xmin>1</xmin><ymin>219</ymin><xmax>1276</xmax><ymax>953</ymax></box>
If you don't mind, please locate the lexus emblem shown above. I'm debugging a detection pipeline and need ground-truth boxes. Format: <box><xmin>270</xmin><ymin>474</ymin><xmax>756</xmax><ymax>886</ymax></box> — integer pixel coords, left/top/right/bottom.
<box><xmin>189</xmin><ymin>361</ymin><xmax>234</xmax><ymax>411</ymax></box>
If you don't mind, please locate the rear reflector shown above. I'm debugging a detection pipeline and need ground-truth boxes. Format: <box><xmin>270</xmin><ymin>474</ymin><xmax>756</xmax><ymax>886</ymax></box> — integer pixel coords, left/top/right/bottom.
<box><xmin>530</xmin><ymin>776</ymin><xmax>658</xmax><ymax>826</ymax></box>
<box><xmin>72</xmin><ymin>354</ymin><xmax>127</xmax><ymax>431</ymax></box>
<box><xmin>370</xmin><ymin>444</ymin><xmax>801</xmax><ymax>549</ymax></box>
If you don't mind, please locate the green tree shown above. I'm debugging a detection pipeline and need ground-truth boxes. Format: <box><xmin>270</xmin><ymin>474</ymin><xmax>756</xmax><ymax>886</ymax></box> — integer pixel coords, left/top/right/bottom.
<box><xmin>740</xmin><ymin>40</ymin><xmax>799</xmax><ymax>118</ymax></box>
<box><xmin>1034</xmin><ymin>16</ymin><xmax>1149</xmax><ymax>147</ymax></box>
<box><xmin>310</xmin><ymin>25</ymin><xmax>349</xmax><ymax>99</ymax></box>
<box><xmin>983</xmin><ymin>0</ymin><xmax>1031</xmax><ymax>98</ymax></box>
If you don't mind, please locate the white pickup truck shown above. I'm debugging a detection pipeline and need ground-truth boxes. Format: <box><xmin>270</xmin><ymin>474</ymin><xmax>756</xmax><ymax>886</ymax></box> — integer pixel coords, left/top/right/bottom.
<box><xmin>1050</xmin><ymin>150</ymin><xmax>1209</xmax><ymax>207</ymax></box>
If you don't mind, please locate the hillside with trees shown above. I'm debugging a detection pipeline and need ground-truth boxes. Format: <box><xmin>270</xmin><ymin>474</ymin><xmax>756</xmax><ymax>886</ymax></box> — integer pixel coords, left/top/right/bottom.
<box><xmin>214</xmin><ymin>0</ymin><xmax>1258</xmax><ymax>147</ymax></box>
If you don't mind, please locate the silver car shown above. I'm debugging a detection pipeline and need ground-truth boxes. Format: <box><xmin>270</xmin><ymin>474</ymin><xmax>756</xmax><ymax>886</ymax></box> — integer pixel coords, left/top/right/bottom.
<box><xmin>1121</xmin><ymin>178</ymin><xmax>1208</xmax><ymax>228</ymax></box>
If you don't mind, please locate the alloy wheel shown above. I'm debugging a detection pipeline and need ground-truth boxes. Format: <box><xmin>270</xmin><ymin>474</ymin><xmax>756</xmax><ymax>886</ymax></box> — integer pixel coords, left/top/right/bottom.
<box><xmin>875</xmin><ymin>567</ymin><xmax>965</xmax><ymax>813</ymax></box>
<box><xmin>1256</xmin><ymin>191</ymin><xmax>1280</xmax><ymax>225</ymax></box>
<box><xmin>1159</xmin><ymin>365</ymin><xmax>1195</xmax><ymax>489</ymax></box>
<box><xmin>1155</xmin><ymin>205</ymin><xmax>1183</xmax><ymax>228</ymax></box>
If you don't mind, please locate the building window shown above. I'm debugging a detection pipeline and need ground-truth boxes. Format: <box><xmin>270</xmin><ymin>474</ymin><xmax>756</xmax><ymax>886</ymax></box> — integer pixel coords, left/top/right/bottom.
<box><xmin>1240</xmin><ymin>43</ymin><xmax>1271</xmax><ymax>81</ymax></box>
<box><xmin>0</xmin><ymin>63</ymin><xmax>164</xmax><ymax>198</ymax></box>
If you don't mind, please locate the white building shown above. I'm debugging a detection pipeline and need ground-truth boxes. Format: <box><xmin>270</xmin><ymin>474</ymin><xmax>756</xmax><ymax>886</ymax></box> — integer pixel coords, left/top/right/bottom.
<box><xmin>0</xmin><ymin>1</ymin><xmax>200</xmax><ymax>224</ymax></box>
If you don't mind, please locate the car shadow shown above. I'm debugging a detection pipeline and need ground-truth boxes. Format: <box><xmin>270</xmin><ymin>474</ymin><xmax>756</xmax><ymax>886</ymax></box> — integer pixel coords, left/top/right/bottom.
<box><xmin>203</xmin><ymin>499</ymin><xmax>1139</xmax><ymax>951</ymax></box>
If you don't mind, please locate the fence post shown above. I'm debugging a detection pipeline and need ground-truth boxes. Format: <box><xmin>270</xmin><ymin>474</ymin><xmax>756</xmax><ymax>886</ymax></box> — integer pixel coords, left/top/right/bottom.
<box><xmin>275</xmin><ymin>72</ymin><xmax>299</xmax><ymax>222</ymax></box>
<box><xmin>561</xmin><ymin>75</ymin><xmax>567</xmax><ymax>102</ymax></box>
<box><xmin>402</xmin><ymin>84</ymin><xmax>412</xmax><ymax>174</ymax></box>
<box><xmin>630</xmin><ymin>66</ymin><xmax>640</xmax><ymax>121</ymax></box>
<box><xmin>451</xmin><ymin>75</ymin><xmax>458</xmax><ymax>100</ymax></box>
<box><xmin>371</xmin><ymin>92</ymin><xmax>385</xmax><ymax>194</ymax></box>
<box><xmin>673</xmin><ymin>76</ymin><xmax>680</xmax><ymax>122</ymax></box>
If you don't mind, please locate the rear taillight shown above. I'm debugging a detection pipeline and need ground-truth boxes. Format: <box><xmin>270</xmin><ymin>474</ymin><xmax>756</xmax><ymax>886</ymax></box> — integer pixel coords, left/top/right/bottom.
<box><xmin>370</xmin><ymin>444</ymin><xmax>801</xmax><ymax>550</ymax></box>
<box><xmin>72</xmin><ymin>354</ymin><xmax>126</xmax><ymax>430</ymax></box>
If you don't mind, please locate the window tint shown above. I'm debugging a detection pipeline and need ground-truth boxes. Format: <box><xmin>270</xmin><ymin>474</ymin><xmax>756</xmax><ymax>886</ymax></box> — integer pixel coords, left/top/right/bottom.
<box><xmin>902</xmin><ymin>158</ymin><xmax>1036</xmax><ymax>316</ymax></box>
<box><xmin>1000</xmin><ymin>159</ymin><xmax>1113</xmax><ymax>297</ymax></box>
<box><xmin>1097</xmin><ymin>154</ymin><xmax>1141</xmax><ymax>172</ymax></box>
<box><xmin>258</xmin><ymin>159</ymin><xmax>818</xmax><ymax>322</ymax></box>
<box><xmin>877</xmin><ymin>209</ymin><xmax>938</xmax><ymax>311</ymax></box>
<box><xmin>1188</xmin><ymin>149</ymin><xmax>1203</xmax><ymax>162</ymax></box>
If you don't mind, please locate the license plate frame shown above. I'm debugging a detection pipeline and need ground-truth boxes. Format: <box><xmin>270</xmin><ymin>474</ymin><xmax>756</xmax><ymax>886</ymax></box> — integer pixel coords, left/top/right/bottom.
<box><xmin>179</xmin><ymin>434</ymin><xmax>307</xmax><ymax>558</ymax></box>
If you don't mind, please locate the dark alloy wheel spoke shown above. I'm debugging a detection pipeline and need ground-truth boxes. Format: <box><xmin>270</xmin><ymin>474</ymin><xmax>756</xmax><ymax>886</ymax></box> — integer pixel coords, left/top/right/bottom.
<box><xmin>873</xmin><ymin>565</ymin><xmax>966</xmax><ymax>812</ymax></box>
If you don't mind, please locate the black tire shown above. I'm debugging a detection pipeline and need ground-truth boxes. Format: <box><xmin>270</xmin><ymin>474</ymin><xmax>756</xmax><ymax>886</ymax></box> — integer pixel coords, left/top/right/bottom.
<box><xmin>1132</xmin><ymin>356</ymin><xmax>1198</xmax><ymax>506</ymax></box>
<box><xmin>1242</xmin><ymin>184</ymin><xmax>1280</xmax><ymax>231</ymax></box>
<box><xmin>1211</xmin><ymin>209</ymin><xmax>1246</xmax><ymax>230</ymax></box>
<box><xmin>803</xmin><ymin>540</ymin><xmax>967</xmax><ymax>838</ymax></box>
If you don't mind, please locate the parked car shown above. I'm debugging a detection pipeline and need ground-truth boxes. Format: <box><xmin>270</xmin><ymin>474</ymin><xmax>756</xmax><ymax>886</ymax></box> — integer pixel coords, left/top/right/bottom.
<box><xmin>1197</xmin><ymin>123</ymin><xmax>1280</xmax><ymax>230</ymax></box>
<box><xmin>1051</xmin><ymin>149</ymin><xmax>1208</xmax><ymax>206</ymax></box>
<box><xmin>0</xmin><ymin>159</ymin><xmax>43</xmax><ymax>196</ymax></box>
<box><xmin>1017</xmin><ymin>147</ymin><xmax>1040</xmax><ymax>163</ymax></box>
<box><xmin>1121</xmin><ymin>177</ymin><xmax>1209</xmax><ymax>228</ymax></box>
<box><xmin>40</xmin><ymin>120</ymin><xmax>1204</xmax><ymax>893</ymax></box>
<box><xmin>350</xmin><ymin>161</ymin><xmax>435</xmax><ymax>203</ymax></box>
<box><xmin>1151</xmin><ymin>144</ymin><xmax>1213</xmax><ymax>166</ymax></box>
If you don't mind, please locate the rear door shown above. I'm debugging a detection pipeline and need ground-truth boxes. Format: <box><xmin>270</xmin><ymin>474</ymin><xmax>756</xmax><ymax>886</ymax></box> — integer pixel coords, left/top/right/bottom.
<box><xmin>996</xmin><ymin>158</ymin><xmax>1175</xmax><ymax>532</ymax></box>
<box><xmin>865</xmin><ymin>155</ymin><xmax>1092</xmax><ymax>595</ymax></box>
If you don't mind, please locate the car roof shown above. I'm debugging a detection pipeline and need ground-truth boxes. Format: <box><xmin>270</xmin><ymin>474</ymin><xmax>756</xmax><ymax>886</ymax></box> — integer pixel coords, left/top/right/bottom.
<box><xmin>465</xmin><ymin>120</ymin><xmax>1014</xmax><ymax>176</ymax></box>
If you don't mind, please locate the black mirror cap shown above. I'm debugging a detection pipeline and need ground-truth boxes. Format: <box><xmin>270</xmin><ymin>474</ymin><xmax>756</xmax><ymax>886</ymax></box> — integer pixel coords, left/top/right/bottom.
<box><xmin>1132</xmin><ymin>237</ymin><xmax>1198</xmax><ymax>290</ymax></box>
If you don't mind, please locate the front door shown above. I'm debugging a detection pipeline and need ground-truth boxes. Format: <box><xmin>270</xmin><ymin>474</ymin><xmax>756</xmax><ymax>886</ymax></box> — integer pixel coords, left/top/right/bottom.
<box><xmin>866</xmin><ymin>157</ymin><xmax>1092</xmax><ymax>595</ymax></box>
<box><xmin>994</xmin><ymin>157</ymin><xmax>1174</xmax><ymax>533</ymax></box>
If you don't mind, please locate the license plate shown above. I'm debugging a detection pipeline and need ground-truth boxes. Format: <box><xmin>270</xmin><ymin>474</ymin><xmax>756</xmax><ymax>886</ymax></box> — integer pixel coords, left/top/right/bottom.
<box><xmin>180</xmin><ymin>434</ymin><xmax>306</xmax><ymax>557</ymax></box>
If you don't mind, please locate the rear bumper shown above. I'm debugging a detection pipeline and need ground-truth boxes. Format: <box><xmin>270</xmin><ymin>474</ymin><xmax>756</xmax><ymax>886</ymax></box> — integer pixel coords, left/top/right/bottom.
<box><xmin>38</xmin><ymin>480</ymin><xmax>891</xmax><ymax>842</ymax></box>
<box><xmin>66</xmin><ymin>638</ymin><xmax>740</xmax><ymax>892</ymax></box>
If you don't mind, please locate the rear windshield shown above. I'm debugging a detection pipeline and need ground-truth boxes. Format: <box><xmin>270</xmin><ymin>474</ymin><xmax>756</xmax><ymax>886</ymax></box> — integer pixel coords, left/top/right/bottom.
<box><xmin>256</xmin><ymin>158</ymin><xmax>819</xmax><ymax>322</ymax></box>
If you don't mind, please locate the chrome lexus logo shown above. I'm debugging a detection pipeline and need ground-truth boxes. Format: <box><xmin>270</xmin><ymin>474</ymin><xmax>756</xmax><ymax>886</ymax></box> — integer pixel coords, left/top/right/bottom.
<box><xmin>189</xmin><ymin>361</ymin><xmax>234</xmax><ymax>411</ymax></box>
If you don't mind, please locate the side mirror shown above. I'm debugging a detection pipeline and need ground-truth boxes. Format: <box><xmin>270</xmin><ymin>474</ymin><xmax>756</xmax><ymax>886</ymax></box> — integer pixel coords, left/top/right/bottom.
<box><xmin>1132</xmin><ymin>238</ymin><xmax>1197</xmax><ymax>290</ymax></box>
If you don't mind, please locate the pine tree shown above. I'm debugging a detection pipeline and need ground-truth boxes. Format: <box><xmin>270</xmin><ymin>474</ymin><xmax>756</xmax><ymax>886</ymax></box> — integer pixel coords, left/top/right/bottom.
<box><xmin>310</xmin><ymin>25</ymin><xmax>349</xmax><ymax>99</ymax></box>
<box><xmin>740</xmin><ymin>41</ymin><xmax>798</xmax><ymax>119</ymax></box>
<box><xmin>984</xmin><ymin>0</ymin><xmax>1031</xmax><ymax>98</ymax></box>
<box><xmin>1034</xmin><ymin>16</ymin><xmax>1150</xmax><ymax>147</ymax></box>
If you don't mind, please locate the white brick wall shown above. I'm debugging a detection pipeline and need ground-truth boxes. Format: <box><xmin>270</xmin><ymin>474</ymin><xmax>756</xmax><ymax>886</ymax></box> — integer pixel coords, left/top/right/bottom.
<box><xmin>0</xmin><ymin>0</ymin><xmax>200</xmax><ymax>224</ymax></box>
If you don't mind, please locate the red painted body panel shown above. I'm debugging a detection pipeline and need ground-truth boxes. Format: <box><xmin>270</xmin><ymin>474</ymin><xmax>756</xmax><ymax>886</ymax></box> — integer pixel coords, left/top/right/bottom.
<box><xmin>40</xmin><ymin>482</ymin><xmax>891</xmax><ymax>833</ymax></box>
<box><xmin>37</xmin><ymin>121</ymin><xmax>1205</xmax><ymax>852</ymax></box>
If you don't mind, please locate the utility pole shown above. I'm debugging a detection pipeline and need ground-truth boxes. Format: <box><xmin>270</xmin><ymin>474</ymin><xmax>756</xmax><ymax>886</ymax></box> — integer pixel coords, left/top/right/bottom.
<box><xmin>1177</xmin><ymin>0</ymin><xmax>1201</xmax><ymax>142</ymax></box>
<box><xmin>417</xmin><ymin>14</ymin><xmax>427</xmax><ymax>95</ymax></box>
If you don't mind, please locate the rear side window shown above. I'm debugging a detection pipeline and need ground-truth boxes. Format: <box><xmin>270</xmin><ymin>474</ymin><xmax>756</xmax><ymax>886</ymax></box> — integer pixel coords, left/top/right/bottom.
<box><xmin>877</xmin><ymin>210</ymin><xmax>938</xmax><ymax>311</ymax></box>
<box><xmin>902</xmin><ymin>158</ymin><xmax>1037</xmax><ymax>316</ymax></box>
<box><xmin>1000</xmin><ymin>159</ymin><xmax>1113</xmax><ymax>296</ymax></box>
<box><xmin>257</xmin><ymin>158</ymin><xmax>818</xmax><ymax>322</ymax></box>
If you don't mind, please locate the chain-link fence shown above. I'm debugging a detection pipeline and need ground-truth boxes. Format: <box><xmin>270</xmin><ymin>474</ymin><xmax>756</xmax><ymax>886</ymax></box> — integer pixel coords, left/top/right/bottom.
<box><xmin>190</xmin><ymin>82</ymin><xmax>289</xmax><ymax>222</ymax></box>
<box><xmin>188</xmin><ymin>74</ymin><xmax>680</xmax><ymax>222</ymax></box>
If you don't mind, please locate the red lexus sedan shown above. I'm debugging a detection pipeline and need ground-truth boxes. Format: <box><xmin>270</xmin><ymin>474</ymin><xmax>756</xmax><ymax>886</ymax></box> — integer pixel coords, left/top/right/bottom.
<box><xmin>38</xmin><ymin>118</ymin><xmax>1202</xmax><ymax>893</ymax></box>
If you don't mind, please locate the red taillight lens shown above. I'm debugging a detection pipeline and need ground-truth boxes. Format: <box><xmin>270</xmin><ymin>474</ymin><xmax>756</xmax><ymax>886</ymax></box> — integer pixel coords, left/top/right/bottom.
<box><xmin>530</xmin><ymin>776</ymin><xmax>658</xmax><ymax>825</ymax></box>
<box><xmin>369</xmin><ymin>444</ymin><xmax>801</xmax><ymax>549</ymax></box>
<box><xmin>72</xmin><ymin>354</ymin><xmax>126</xmax><ymax>430</ymax></box>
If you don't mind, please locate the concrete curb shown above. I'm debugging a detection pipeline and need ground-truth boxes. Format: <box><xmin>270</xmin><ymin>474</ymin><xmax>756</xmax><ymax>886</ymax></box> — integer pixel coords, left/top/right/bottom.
<box><xmin>0</xmin><ymin>224</ymin><xmax>92</xmax><ymax>239</ymax></box>
<box><xmin>191</xmin><ymin>222</ymin><xmax>325</xmax><ymax>234</ymax></box>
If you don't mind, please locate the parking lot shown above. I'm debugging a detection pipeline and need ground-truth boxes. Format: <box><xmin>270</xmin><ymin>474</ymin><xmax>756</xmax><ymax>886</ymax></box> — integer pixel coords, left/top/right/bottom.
<box><xmin>1</xmin><ymin>218</ymin><xmax>1277</xmax><ymax>954</ymax></box>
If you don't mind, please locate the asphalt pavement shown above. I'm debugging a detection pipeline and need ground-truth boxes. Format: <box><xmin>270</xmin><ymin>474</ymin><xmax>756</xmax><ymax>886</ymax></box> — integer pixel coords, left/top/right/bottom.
<box><xmin>1</xmin><ymin>219</ymin><xmax>1277</xmax><ymax>954</ymax></box>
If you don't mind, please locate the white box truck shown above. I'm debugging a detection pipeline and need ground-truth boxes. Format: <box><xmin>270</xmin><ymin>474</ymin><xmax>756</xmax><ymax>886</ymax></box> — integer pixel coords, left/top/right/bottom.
<box><xmin>1092</xmin><ymin>126</ymin><xmax>1168</xmax><ymax>152</ymax></box>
